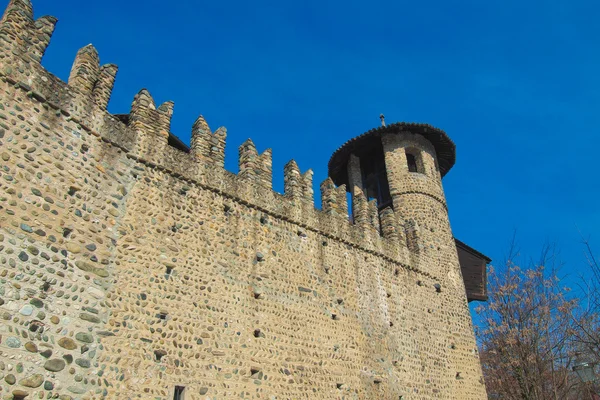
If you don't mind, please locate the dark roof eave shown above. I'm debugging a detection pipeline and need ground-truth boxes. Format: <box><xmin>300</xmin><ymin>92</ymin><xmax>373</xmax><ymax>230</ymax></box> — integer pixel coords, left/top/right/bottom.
<box><xmin>454</xmin><ymin>238</ymin><xmax>492</xmax><ymax>263</ymax></box>
<box><xmin>328</xmin><ymin>122</ymin><xmax>456</xmax><ymax>186</ymax></box>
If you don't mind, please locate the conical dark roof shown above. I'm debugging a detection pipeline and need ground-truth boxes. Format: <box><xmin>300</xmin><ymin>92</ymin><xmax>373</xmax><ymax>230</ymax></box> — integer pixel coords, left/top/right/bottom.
<box><xmin>328</xmin><ymin>122</ymin><xmax>455</xmax><ymax>187</ymax></box>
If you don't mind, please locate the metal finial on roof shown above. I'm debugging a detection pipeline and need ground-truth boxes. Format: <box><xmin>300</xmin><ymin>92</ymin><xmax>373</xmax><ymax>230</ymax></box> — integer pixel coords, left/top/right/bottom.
<box><xmin>379</xmin><ymin>114</ymin><xmax>385</xmax><ymax>127</ymax></box>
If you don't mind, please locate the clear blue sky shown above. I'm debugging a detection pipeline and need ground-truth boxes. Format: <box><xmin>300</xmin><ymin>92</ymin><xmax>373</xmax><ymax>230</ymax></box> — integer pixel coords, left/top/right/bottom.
<box><xmin>16</xmin><ymin>0</ymin><xmax>600</xmax><ymax>291</ymax></box>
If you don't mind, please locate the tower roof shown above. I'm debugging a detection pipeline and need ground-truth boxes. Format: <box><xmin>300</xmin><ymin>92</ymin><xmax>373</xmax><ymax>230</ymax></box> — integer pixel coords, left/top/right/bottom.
<box><xmin>328</xmin><ymin>122</ymin><xmax>456</xmax><ymax>187</ymax></box>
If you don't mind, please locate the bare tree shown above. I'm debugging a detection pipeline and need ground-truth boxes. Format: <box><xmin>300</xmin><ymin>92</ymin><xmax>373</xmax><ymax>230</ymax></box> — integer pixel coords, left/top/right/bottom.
<box><xmin>475</xmin><ymin>238</ymin><xmax>581</xmax><ymax>399</ymax></box>
<box><xmin>570</xmin><ymin>233</ymin><xmax>600</xmax><ymax>383</ymax></box>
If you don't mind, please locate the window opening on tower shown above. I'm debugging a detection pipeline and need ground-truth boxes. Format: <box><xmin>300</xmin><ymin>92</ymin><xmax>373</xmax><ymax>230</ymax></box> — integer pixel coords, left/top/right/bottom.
<box><xmin>360</xmin><ymin>155</ymin><xmax>392</xmax><ymax>211</ymax></box>
<box><xmin>406</xmin><ymin>153</ymin><xmax>418</xmax><ymax>173</ymax></box>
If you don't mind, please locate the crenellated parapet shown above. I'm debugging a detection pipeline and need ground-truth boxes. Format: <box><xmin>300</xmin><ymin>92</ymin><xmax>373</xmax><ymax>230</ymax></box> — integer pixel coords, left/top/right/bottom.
<box><xmin>190</xmin><ymin>116</ymin><xmax>226</xmax><ymax>168</ymax></box>
<box><xmin>379</xmin><ymin>207</ymin><xmax>398</xmax><ymax>240</ymax></box>
<box><xmin>0</xmin><ymin>0</ymin><xmax>448</xmax><ymax>282</ymax></box>
<box><xmin>0</xmin><ymin>2</ymin><xmax>488</xmax><ymax>399</ymax></box>
<box><xmin>127</xmin><ymin>89</ymin><xmax>174</xmax><ymax>160</ymax></box>
<box><xmin>64</xmin><ymin>44</ymin><xmax>120</xmax><ymax>119</ymax></box>
<box><xmin>239</xmin><ymin>139</ymin><xmax>272</xmax><ymax>188</ymax></box>
<box><xmin>0</xmin><ymin>0</ymin><xmax>56</xmax><ymax>62</ymax></box>
<box><xmin>283</xmin><ymin>160</ymin><xmax>313</xmax><ymax>206</ymax></box>
<box><xmin>320</xmin><ymin>177</ymin><xmax>348</xmax><ymax>219</ymax></box>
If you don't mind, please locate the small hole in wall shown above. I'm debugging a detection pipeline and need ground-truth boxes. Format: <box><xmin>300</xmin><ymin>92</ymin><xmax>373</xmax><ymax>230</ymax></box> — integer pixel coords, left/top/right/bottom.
<box><xmin>260</xmin><ymin>215</ymin><xmax>268</xmax><ymax>225</ymax></box>
<box><xmin>80</xmin><ymin>144</ymin><xmax>89</xmax><ymax>153</ymax></box>
<box><xmin>253</xmin><ymin>329</ymin><xmax>262</xmax><ymax>338</ymax></box>
<box><xmin>297</xmin><ymin>230</ymin><xmax>307</xmax><ymax>238</ymax></box>
<box><xmin>336</xmin><ymin>383</ymin><xmax>343</xmax><ymax>389</ymax></box>
<box><xmin>324</xmin><ymin>266</ymin><xmax>330</xmax><ymax>274</ymax></box>
<box><xmin>455</xmin><ymin>372</ymin><xmax>463</xmax><ymax>380</ymax></box>
<box><xmin>322</xmin><ymin>241</ymin><xmax>328</xmax><ymax>246</ymax></box>
<box><xmin>250</xmin><ymin>367</ymin><xmax>261</xmax><ymax>377</ymax></box>
<box><xmin>374</xmin><ymin>378</ymin><xmax>382</xmax><ymax>384</ymax></box>
<box><xmin>224</xmin><ymin>205</ymin><xmax>231</xmax><ymax>215</ymax></box>
<box><xmin>158</xmin><ymin>312</ymin><xmax>168</xmax><ymax>321</ymax></box>
<box><xmin>29</xmin><ymin>320</ymin><xmax>44</xmax><ymax>333</ymax></box>
<box><xmin>253</xmin><ymin>291</ymin><xmax>263</xmax><ymax>300</ymax></box>
<box><xmin>154</xmin><ymin>350</ymin><xmax>166</xmax><ymax>362</ymax></box>
<box><xmin>386</xmin><ymin>292</ymin><xmax>391</xmax><ymax>298</ymax></box>
<box><xmin>394</xmin><ymin>269</ymin><xmax>399</xmax><ymax>277</ymax></box>
<box><xmin>62</xmin><ymin>228</ymin><xmax>72</xmax><ymax>238</ymax></box>
<box><xmin>67</xmin><ymin>186</ymin><xmax>79</xmax><ymax>196</ymax></box>
<box><xmin>331</xmin><ymin>314</ymin><xmax>338</xmax><ymax>320</ymax></box>
<box><xmin>336</xmin><ymin>298</ymin><xmax>343</xmax><ymax>305</ymax></box>
<box><xmin>389</xmin><ymin>321</ymin><xmax>394</xmax><ymax>327</ymax></box>
<box><xmin>417</xmin><ymin>280</ymin><xmax>423</xmax><ymax>286</ymax></box>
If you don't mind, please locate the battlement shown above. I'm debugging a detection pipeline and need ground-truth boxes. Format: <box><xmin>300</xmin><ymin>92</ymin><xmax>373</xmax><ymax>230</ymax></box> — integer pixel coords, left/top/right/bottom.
<box><xmin>0</xmin><ymin>0</ymin><xmax>449</xmax><ymax>279</ymax></box>
<box><xmin>0</xmin><ymin>2</ymin><xmax>487</xmax><ymax>398</ymax></box>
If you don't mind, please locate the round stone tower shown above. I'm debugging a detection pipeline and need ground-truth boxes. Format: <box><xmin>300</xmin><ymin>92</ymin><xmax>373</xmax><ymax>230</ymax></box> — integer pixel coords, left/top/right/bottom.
<box><xmin>328</xmin><ymin>121</ymin><xmax>486</xmax><ymax>398</ymax></box>
<box><xmin>328</xmin><ymin>120</ymin><xmax>457</xmax><ymax>278</ymax></box>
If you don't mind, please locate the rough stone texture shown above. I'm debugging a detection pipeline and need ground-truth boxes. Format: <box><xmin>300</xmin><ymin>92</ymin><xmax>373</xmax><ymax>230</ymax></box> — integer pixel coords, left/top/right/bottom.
<box><xmin>0</xmin><ymin>1</ymin><xmax>486</xmax><ymax>399</ymax></box>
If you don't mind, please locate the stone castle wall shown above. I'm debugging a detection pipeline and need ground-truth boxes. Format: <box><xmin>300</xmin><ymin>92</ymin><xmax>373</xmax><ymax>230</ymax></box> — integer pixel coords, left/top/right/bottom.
<box><xmin>0</xmin><ymin>1</ymin><xmax>486</xmax><ymax>399</ymax></box>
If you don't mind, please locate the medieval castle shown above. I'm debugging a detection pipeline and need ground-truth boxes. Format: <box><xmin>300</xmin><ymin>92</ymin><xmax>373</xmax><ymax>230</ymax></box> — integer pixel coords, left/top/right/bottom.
<box><xmin>0</xmin><ymin>1</ymin><xmax>490</xmax><ymax>399</ymax></box>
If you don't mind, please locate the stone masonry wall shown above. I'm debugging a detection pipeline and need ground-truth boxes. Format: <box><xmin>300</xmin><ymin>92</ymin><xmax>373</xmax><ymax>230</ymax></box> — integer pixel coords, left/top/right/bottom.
<box><xmin>0</xmin><ymin>1</ymin><xmax>486</xmax><ymax>399</ymax></box>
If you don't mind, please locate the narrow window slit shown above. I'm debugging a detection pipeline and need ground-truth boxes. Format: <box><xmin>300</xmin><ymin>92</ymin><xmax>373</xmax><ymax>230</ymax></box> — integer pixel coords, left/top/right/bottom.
<box><xmin>173</xmin><ymin>385</ymin><xmax>185</xmax><ymax>400</ymax></box>
<box><xmin>165</xmin><ymin>266</ymin><xmax>173</xmax><ymax>280</ymax></box>
<box><xmin>406</xmin><ymin>153</ymin><xmax>418</xmax><ymax>173</ymax></box>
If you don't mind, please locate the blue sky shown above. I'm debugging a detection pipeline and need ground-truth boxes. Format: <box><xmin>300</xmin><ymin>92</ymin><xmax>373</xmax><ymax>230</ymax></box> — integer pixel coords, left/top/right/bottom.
<box><xmin>15</xmin><ymin>0</ymin><xmax>600</xmax><ymax>293</ymax></box>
